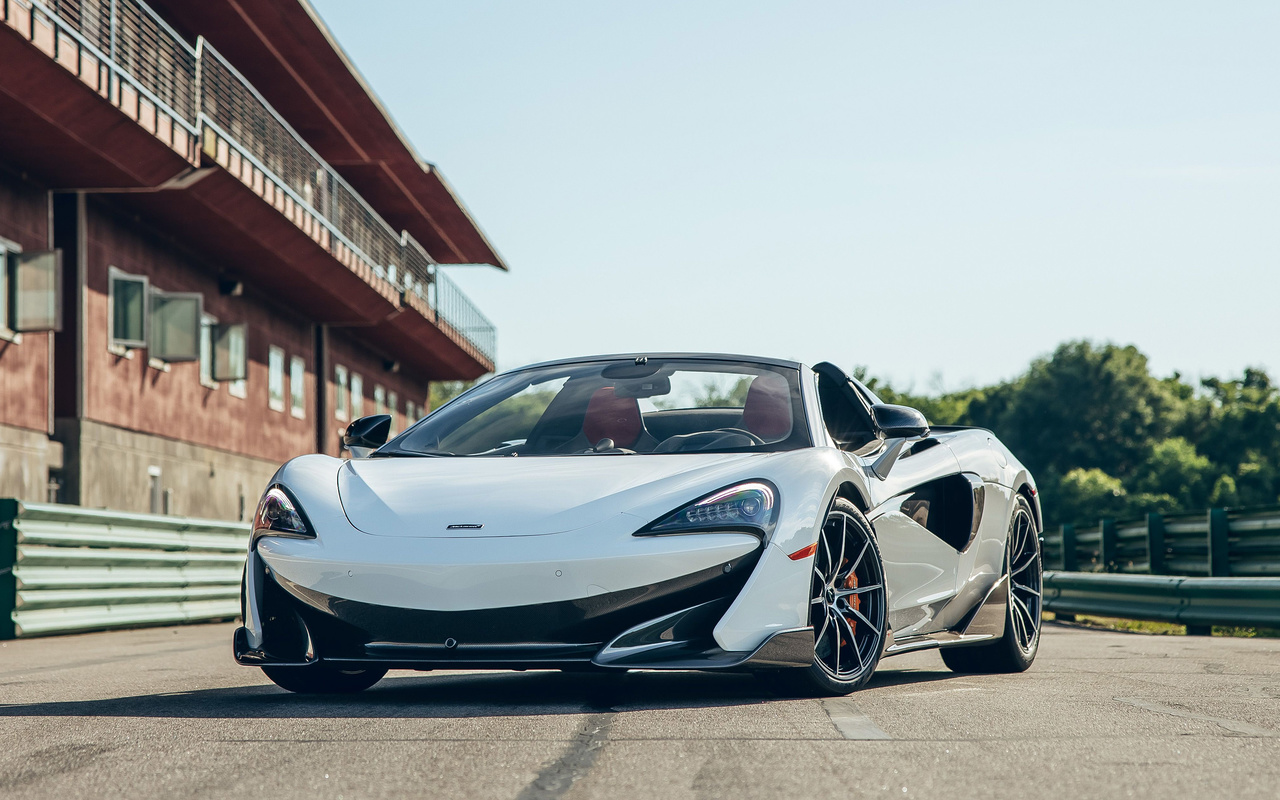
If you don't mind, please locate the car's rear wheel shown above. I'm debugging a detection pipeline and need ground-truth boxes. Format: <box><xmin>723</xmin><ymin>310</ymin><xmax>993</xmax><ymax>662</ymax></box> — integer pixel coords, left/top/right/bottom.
<box><xmin>767</xmin><ymin>499</ymin><xmax>887</xmax><ymax>696</ymax></box>
<box><xmin>941</xmin><ymin>493</ymin><xmax>1042</xmax><ymax>673</ymax></box>
<box><xmin>262</xmin><ymin>663</ymin><xmax>387</xmax><ymax>694</ymax></box>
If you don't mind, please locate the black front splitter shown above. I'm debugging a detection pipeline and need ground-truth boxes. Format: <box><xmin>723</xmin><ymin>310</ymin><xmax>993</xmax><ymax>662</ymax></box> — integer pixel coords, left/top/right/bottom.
<box><xmin>233</xmin><ymin>626</ymin><xmax>813</xmax><ymax>672</ymax></box>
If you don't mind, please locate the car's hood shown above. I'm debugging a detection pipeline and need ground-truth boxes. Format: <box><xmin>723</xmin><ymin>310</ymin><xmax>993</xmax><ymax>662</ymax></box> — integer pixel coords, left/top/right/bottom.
<box><xmin>337</xmin><ymin>453</ymin><xmax>779</xmax><ymax>537</ymax></box>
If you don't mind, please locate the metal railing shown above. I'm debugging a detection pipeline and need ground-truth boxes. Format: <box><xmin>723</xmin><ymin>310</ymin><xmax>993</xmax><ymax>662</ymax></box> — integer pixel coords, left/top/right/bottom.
<box><xmin>1</xmin><ymin>500</ymin><xmax>247</xmax><ymax>638</ymax></box>
<box><xmin>5</xmin><ymin>0</ymin><xmax>497</xmax><ymax>367</ymax></box>
<box><xmin>1043</xmin><ymin>572</ymin><xmax>1280</xmax><ymax>631</ymax></box>
<box><xmin>197</xmin><ymin>41</ymin><xmax>494</xmax><ymax>366</ymax></box>
<box><xmin>44</xmin><ymin>0</ymin><xmax>196</xmax><ymax>120</ymax></box>
<box><xmin>1043</xmin><ymin>505</ymin><xmax>1280</xmax><ymax>577</ymax></box>
<box><xmin>1040</xmin><ymin>504</ymin><xmax>1280</xmax><ymax>632</ymax></box>
<box><xmin>433</xmin><ymin>269</ymin><xmax>498</xmax><ymax>365</ymax></box>
<box><xmin>4</xmin><ymin>0</ymin><xmax>200</xmax><ymax>159</ymax></box>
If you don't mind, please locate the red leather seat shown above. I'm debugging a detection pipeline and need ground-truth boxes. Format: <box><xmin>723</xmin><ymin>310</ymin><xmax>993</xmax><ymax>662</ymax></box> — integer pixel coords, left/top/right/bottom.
<box><xmin>740</xmin><ymin>373</ymin><xmax>793</xmax><ymax>440</ymax></box>
<box><xmin>582</xmin><ymin>387</ymin><xmax>644</xmax><ymax>448</ymax></box>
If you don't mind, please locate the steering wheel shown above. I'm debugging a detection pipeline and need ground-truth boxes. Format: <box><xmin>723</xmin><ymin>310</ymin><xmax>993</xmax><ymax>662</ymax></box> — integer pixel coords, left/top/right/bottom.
<box><xmin>654</xmin><ymin>428</ymin><xmax>766</xmax><ymax>453</ymax></box>
<box><xmin>709</xmin><ymin>427</ymin><xmax>766</xmax><ymax>446</ymax></box>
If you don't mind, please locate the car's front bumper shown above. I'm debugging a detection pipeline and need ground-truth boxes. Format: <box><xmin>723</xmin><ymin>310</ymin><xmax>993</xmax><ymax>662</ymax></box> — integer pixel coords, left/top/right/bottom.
<box><xmin>235</xmin><ymin>529</ymin><xmax>813</xmax><ymax>672</ymax></box>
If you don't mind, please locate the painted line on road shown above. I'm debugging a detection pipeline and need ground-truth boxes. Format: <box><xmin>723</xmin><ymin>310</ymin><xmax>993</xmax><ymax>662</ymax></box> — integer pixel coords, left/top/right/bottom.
<box><xmin>822</xmin><ymin>698</ymin><xmax>892</xmax><ymax>740</ymax></box>
<box><xmin>1115</xmin><ymin>697</ymin><xmax>1279</xmax><ymax>738</ymax></box>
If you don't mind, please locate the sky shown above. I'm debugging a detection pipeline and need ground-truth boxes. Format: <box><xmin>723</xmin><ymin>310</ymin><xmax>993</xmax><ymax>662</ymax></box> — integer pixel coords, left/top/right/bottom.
<box><xmin>309</xmin><ymin>0</ymin><xmax>1279</xmax><ymax>392</ymax></box>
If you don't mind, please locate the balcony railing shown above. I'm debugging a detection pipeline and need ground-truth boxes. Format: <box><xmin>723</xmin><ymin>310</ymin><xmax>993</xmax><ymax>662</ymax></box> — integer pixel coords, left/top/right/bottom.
<box><xmin>4</xmin><ymin>0</ymin><xmax>199</xmax><ymax>160</ymax></box>
<box><xmin>4</xmin><ymin>0</ymin><xmax>496</xmax><ymax>367</ymax></box>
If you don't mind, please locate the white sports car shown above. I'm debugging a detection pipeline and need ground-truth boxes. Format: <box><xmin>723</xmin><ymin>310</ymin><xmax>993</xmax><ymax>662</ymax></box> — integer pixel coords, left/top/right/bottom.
<box><xmin>235</xmin><ymin>354</ymin><xmax>1044</xmax><ymax>696</ymax></box>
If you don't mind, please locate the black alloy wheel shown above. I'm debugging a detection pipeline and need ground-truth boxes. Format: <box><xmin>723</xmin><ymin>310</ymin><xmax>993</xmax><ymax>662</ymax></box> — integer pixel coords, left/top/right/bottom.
<box><xmin>941</xmin><ymin>493</ymin><xmax>1042</xmax><ymax>673</ymax></box>
<box><xmin>768</xmin><ymin>498</ymin><xmax>887</xmax><ymax>696</ymax></box>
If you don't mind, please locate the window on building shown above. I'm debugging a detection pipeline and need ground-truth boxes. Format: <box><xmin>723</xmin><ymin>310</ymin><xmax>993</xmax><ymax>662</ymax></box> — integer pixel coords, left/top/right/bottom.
<box><xmin>149</xmin><ymin>290</ymin><xmax>202</xmax><ymax>363</ymax></box>
<box><xmin>213</xmin><ymin>323</ymin><xmax>248</xmax><ymax>383</ymax></box>
<box><xmin>268</xmin><ymin>346</ymin><xmax>285</xmax><ymax>412</ymax></box>
<box><xmin>405</xmin><ymin>400</ymin><xmax>416</xmax><ymax>426</ymax></box>
<box><xmin>388</xmin><ymin>391</ymin><xmax>398</xmax><ymax>436</ymax></box>
<box><xmin>334</xmin><ymin>364</ymin><xmax>349</xmax><ymax>421</ymax></box>
<box><xmin>374</xmin><ymin>384</ymin><xmax>387</xmax><ymax>416</ymax></box>
<box><xmin>3</xmin><ymin>246</ymin><xmax>61</xmax><ymax>333</ymax></box>
<box><xmin>199</xmin><ymin>314</ymin><xmax>219</xmax><ymax>388</ymax></box>
<box><xmin>109</xmin><ymin>267</ymin><xmax>149</xmax><ymax>350</ymax></box>
<box><xmin>290</xmin><ymin>355</ymin><xmax>306</xmax><ymax>419</ymax></box>
<box><xmin>350</xmin><ymin>372</ymin><xmax>364</xmax><ymax>418</ymax></box>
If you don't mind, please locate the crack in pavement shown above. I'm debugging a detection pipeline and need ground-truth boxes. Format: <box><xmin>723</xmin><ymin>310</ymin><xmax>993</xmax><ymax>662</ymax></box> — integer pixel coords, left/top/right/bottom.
<box><xmin>1115</xmin><ymin>697</ymin><xmax>1280</xmax><ymax>738</ymax></box>
<box><xmin>515</xmin><ymin>712</ymin><xmax>615</xmax><ymax>799</ymax></box>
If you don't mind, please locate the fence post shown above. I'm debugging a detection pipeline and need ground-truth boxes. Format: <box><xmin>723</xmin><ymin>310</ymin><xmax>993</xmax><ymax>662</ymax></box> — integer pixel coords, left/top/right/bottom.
<box><xmin>1100</xmin><ymin>518</ymin><xmax>1117</xmax><ymax>572</ymax></box>
<box><xmin>0</xmin><ymin>499</ymin><xmax>19</xmax><ymax>640</ymax></box>
<box><xmin>1145</xmin><ymin>512</ymin><xmax>1165</xmax><ymax>575</ymax></box>
<box><xmin>1061</xmin><ymin>523</ymin><xmax>1077</xmax><ymax>572</ymax></box>
<box><xmin>1207</xmin><ymin>507</ymin><xmax>1230</xmax><ymax>577</ymax></box>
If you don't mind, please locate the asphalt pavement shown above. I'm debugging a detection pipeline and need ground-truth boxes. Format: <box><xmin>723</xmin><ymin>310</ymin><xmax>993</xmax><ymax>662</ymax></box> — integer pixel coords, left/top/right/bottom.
<box><xmin>1</xmin><ymin>622</ymin><xmax>1277</xmax><ymax>799</ymax></box>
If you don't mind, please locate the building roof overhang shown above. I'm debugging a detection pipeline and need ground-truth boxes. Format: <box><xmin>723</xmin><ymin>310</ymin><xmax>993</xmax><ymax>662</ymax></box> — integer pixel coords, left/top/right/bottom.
<box><xmin>150</xmin><ymin>0</ymin><xmax>509</xmax><ymax>271</ymax></box>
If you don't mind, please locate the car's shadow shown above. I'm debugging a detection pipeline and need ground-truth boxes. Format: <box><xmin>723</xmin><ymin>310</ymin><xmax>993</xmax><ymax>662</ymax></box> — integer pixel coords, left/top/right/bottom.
<box><xmin>0</xmin><ymin>665</ymin><xmax>959</xmax><ymax>720</ymax></box>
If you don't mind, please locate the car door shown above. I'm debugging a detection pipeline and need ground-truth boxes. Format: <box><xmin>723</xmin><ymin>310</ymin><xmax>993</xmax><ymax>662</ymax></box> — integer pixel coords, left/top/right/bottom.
<box><xmin>813</xmin><ymin>363</ymin><xmax>964</xmax><ymax>638</ymax></box>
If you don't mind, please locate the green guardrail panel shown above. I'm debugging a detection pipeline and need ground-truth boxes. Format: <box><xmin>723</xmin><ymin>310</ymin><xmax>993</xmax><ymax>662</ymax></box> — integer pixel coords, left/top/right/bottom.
<box><xmin>1044</xmin><ymin>571</ymin><xmax>1280</xmax><ymax>629</ymax></box>
<box><xmin>1</xmin><ymin>499</ymin><xmax>248</xmax><ymax>639</ymax></box>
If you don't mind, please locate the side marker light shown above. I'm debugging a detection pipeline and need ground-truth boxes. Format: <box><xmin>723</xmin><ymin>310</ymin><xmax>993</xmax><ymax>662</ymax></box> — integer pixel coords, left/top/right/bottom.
<box><xmin>788</xmin><ymin>543</ymin><xmax>818</xmax><ymax>561</ymax></box>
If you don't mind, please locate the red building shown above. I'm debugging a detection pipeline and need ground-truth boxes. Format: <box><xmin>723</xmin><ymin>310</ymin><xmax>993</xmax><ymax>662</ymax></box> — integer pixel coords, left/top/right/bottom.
<box><xmin>0</xmin><ymin>0</ymin><xmax>504</xmax><ymax>519</ymax></box>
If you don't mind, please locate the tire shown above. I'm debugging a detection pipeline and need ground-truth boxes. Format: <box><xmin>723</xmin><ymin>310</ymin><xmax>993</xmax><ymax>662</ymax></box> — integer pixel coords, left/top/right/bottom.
<box><xmin>941</xmin><ymin>493</ymin><xmax>1042</xmax><ymax>674</ymax></box>
<box><xmin>262</xmin><ymin>663</ymin><xmax>387</xmax><ymax>694</ymax></box>
<box><xmin>766</xmin><ymin>498</ymin><xmax>888</xmax><ymax>697</ymax></box>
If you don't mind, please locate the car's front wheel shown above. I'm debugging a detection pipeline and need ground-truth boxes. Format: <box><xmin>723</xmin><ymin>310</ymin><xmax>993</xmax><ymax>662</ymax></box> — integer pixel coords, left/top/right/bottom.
<box><xmin>767</xmin><ymin>498</ymin><xmax>888</xmax><ymax>696</ymax></box>
<box><xmin>262</xmin><ymin>663</ymin><xmax>387</xmax><ymax>694</ymax></box>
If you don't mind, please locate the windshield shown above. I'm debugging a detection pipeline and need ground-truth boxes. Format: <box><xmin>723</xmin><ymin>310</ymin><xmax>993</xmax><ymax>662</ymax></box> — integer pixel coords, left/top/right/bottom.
<box><xmin>382</xmin><ymin>358</ymin><xmax>811</xmax><ymax>456</ymax></box>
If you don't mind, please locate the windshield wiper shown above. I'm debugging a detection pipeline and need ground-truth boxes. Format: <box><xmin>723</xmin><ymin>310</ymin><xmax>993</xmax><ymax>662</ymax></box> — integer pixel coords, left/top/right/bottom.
<box><xmin>369</xmin><ymin>449</ymin><xmax>454</xmax><ymax>458</ymax></box>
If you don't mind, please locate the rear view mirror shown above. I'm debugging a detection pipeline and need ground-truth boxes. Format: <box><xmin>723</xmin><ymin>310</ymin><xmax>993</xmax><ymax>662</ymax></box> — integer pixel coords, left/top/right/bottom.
<box><xmin>344</xmin><ymin>414</ymin><xmax>391</xmax><ymax>458</ymax></box>
<box><xmin>871</xmin><ymin>404</ymin><xmax>930</xmax><ymax>439</ymax></box>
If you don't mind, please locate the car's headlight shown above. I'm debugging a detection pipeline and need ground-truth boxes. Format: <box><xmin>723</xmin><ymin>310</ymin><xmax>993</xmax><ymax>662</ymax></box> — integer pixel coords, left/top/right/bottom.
<box><xmin>252</xmin><ymin>486</ymin><xmax>313</xmax><ymax>542</ymax></box>
<box><xmin>638</xmin><ymin>481</ymin><xmax>777</xmax><ymax>538</ymax></box>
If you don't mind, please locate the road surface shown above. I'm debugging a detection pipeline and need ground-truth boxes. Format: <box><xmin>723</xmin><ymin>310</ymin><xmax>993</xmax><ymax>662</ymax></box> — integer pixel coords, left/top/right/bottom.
<box><xmin>1</xmin><ymin>622</ymin><xmax>1277</xmax><ymax>798</ymax></box>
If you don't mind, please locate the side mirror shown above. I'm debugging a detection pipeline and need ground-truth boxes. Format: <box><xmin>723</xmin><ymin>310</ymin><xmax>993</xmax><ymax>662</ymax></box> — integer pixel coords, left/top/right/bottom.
<box><xmin>870</xmin><ymin>404</ymin><xmax>930</xmax><ymax>439</ymax></box>
<box><xmin>343</xmin><ymin>414</ymin><xmax>391</xmax><ymax>458</ymax></box>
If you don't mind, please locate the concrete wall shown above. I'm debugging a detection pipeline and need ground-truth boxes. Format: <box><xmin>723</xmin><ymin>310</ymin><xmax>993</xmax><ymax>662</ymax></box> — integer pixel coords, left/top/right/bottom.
<box><xmin>63</xmin><ymin>418</ymin><xmax>279</xmax><ymax>520</ymax></box>
<box><xmin>0</xmin><ymin>422</ymin><xmax>61</xmax><ymax>503</ymax></box>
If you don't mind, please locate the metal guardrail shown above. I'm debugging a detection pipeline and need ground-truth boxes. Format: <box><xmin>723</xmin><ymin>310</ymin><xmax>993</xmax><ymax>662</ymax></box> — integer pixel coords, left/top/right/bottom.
<box><xmin>0</xmin><ymin>499</ymin><xmax>247</xmax><ymax>639</ymax></box>
<box><xmin>1043</xmin><ymin>571</ymin><xmax>1280</xmax><ymax>630</ymax></box>
<box><xmin>1043</xmin><ymin>505</ymin><xmax>1280</xmax><ymax>577</ymax></box>
<box><xmin>4</xmin><ymin>0</ymin><xmax>497</xmax><ymax>367</ymax></box>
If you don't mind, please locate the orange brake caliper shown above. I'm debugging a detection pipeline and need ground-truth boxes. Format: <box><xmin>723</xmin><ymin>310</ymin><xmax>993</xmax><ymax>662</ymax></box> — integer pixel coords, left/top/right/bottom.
<box><xmin>840</xmin><ymin>567</ymin><xmax>860</xmax><ymax>643</ymax></box>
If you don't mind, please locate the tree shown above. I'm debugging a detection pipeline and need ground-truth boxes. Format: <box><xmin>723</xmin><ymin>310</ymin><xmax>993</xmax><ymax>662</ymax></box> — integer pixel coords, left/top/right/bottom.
<box><xmin>1130</xmin><ymin>437</ymin><xmax>1215</xmax><ymax>510</ymax></box>
<box><xmin>995</xmin><ymin>341</ymin><xmax>1180</xmax><ymax>481</ymax></box>
<box><xmin>858</xmin><ymin>341</ymin><xmax>1279</xmax><ymax>526</ymax></box>
<box><xmin>1050</xmin><ymin>468</ymin><xmax>1130</xmax><ymax>523</ymax></box>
